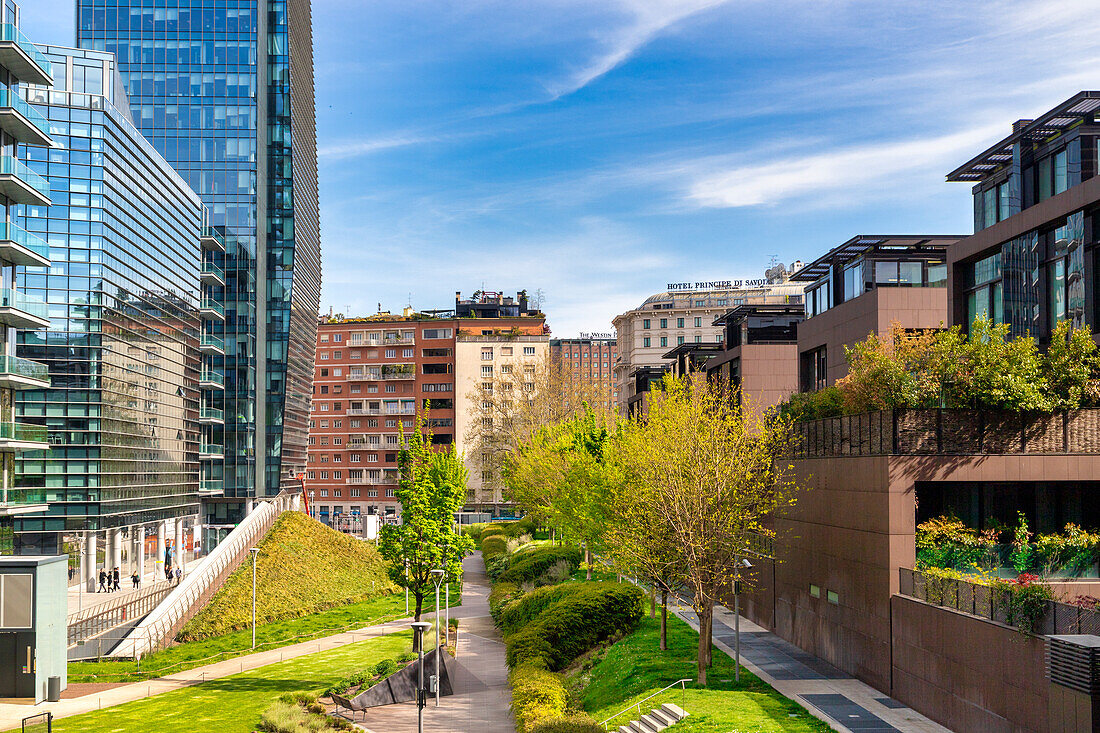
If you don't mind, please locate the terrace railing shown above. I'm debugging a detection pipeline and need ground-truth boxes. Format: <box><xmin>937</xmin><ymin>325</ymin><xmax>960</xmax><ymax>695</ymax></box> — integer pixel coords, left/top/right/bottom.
<box><xmin>795</xmin><ymin>408</ymin><xmax>1100</xmax><ymax>458</ymax></box>
<box><xmin>899</xmin><ymin>566</ymin><xmax>1100</xmax><ymax>636</ymax></box>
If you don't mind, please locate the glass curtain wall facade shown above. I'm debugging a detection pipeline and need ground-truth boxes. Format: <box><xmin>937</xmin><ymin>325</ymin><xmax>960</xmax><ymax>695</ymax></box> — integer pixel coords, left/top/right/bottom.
<box><xmin>14</xmin><ymin>45</ymin><xmax>203</xmax><ymax>546</ymax></box>
<box><xmin>0</xmin><ymin>0</ymin><xmax>54</xmax><ymax>553</ymax></box>
<box><xmin>77</xmin><ymin>0</ymin><xmax>321</xmax><ymax>512</ymax></box>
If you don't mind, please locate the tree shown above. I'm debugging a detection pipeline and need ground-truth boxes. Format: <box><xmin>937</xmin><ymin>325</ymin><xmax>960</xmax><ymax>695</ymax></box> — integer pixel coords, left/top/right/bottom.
<box><xmin>466</xmin><ymin>352</ymin><xmax>615</xmax><ymax>508</ymax></box>
<box><xmin>379</xmin><ymin>417</ymin><xmax>474</xmax><ymax>644</ymax></box>
<box><xmin>505</xmin><ymin>406</ymin><xmax>619</xmax><ymax>579</ymax></box>
<box><xmin>615</xmin><ymin>373</ymin><xmax>800</xmax><ymax>684</ymax></box>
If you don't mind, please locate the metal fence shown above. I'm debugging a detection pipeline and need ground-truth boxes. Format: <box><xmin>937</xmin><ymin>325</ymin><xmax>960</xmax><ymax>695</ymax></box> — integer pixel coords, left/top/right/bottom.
<box><xmin>21</xmin><ymin>713</ymin><xmax>50</xmax><ymax>733</ymax></box>
<box><xmin>796</xmin><ymin>408</ymin><xmax>1100</xmax><ymax>458</ymax></box>
<box><xmin>899</xmin><ymin>567</ymin><xmax>1100</xmax><ymax>635</ymax></box>
<box><xmin>67</xmin><ymin>580</ymin><xmax>175</xmax><ymax>647</ymax></box>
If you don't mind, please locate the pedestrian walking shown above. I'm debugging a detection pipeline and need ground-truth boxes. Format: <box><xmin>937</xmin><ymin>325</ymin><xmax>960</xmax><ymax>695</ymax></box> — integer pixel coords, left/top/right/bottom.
<box><xmin>165</xmin><ymin>564</ymin><xmax>172</xmax><ymax>581</ymax></box>
<box><xmin>174</xmin><ymin>566</ymin><xmax>182</xmax><ymax>584</ymax></box>
<box><xmin>68</xmin><ymin>565</ymin><xmax>75</xmax><ymax>582</ymax></box>
<box><xmin>112</xmin><ymin>566</ymin><xmax>120</xmax><ymax>592</ymax></box>
<box><xmin>98</xmin><ymin>568</ymin><xmax>107</xmax><ymax>593</ymax></box>
<box><xmin>131</xmin><ymin>570</ymin><xmax>139</xmax><ymax>588</ymax></box>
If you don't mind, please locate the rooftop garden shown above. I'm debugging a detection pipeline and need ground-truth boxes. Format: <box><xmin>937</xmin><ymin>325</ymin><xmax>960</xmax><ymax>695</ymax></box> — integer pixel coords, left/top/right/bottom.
<box><xmin>786</xmin><ymin>318</ymin><xmax>1100</xmax><ymax>419</ymax></box>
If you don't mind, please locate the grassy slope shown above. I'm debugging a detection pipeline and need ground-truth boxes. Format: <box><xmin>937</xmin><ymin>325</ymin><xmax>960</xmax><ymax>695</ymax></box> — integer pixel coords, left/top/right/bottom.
<box><xmin>69</xmin><ymin>593</ymin><xmax>408</xmax><ymax>683</ymax></box>
<box><xmin>55</xmin><ymin>631</ymin><xmax>413</xmax><ymax>733</ymax></box>
<box><xmin>179</xmin><ymin>511</ymin><xmax>395</xmax><ymax>641</ymax></box>
<box><xmin>576</xmin><ymin>615</ymin><xmax>830</xmax><ymax>733</ymax></box>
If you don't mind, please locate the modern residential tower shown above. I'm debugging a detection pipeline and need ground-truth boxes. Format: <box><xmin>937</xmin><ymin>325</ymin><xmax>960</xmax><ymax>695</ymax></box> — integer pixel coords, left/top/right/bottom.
<box><xmin>76</xmin><ymin>0</ymin><xmax>322</xmax><ymax>525</ymax></box>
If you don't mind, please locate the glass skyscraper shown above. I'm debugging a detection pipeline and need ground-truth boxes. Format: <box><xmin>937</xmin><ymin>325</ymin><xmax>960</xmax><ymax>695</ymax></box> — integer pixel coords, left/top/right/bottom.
<box><xmin>13</xmin><ymin>45</ymin><xmax>207</xmax><ymax>556</ymax></box>
<box><xmin>76</xmin><ymin>0</ymin><xmax>321</xmax><ymax>522</ymax></box>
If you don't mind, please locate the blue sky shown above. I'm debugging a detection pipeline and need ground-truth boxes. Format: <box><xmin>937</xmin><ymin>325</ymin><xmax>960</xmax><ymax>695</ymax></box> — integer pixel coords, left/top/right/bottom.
<box><xmin>21</xmin><ymin>0</ymin><xmax>1100</xmax><ymax>336</ymax></box>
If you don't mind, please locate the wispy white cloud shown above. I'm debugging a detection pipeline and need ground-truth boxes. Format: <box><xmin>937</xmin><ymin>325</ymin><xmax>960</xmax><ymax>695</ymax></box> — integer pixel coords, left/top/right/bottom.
<box><xmin>318</xmin><ymin>134</ymin><xmax>439</xmax><ymax>160</ymax></box>
<box><xmin>683</xmin><ymin>124</ymin><xmax>1003</xmax><ymax>209</ymax></box>
<box><xmin>544</xmin><ymin>0</ymin><xmax>732</xmax><ymax>99</ymax></box>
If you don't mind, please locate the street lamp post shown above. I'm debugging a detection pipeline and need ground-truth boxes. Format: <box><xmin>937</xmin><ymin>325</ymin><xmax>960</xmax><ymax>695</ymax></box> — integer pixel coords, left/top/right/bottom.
<box><xmin>430</xmin><ymin>568</ymin><xmax>445</xmax><ymax>707</ymax></box>
<box><xmin>733</xmin><ymin>556</ymin><xmax>753</xmax><ymax>683</ymax></box>
<box><xmin>250</xmin><ymin>547</ymin><xmax>260</xmax><ymax>649</ymax></box>
<box><xmin>410</xmin><ymin>621</ymin><xmax>432</xmax><ymax>733</ymax></box>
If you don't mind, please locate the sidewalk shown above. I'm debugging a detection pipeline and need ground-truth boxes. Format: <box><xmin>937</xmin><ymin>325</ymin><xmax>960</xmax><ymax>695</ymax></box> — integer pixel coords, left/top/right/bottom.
<box><xmin>67</xmin><ymin>555</ymin><xmax>198</xmax><ymax>617</ymax></box>
<box><xmin>672</xmin><ymin>598</ymin><xmax>953</xmax><ymax>733</ymax></box>
<box><xmin>0</xmin><ymin>615</ymin><xmax>411</xmax><ymax>732</ymax></box>
<box><xmin>347</xmin><ymin>552</ymin><xmax>513</xmax><ymax>733</ymax></box>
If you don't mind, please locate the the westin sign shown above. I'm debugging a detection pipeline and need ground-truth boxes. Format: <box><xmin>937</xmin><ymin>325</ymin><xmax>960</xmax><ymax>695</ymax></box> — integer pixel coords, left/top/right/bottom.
<box><xmin>666</xmin><ymin>279</ymin><xmax>770</xmax><ymax>291</ymax></box>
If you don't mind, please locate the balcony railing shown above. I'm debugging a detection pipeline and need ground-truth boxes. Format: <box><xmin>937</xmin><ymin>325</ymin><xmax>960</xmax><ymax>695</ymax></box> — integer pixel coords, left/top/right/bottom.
<box><xmin>381</xmin><ymin>336</ymin><xmax>415</xmax><ymax>345</ymax></box>
<box><xmin>0</xmin><ymin>155</ymin><xmax>50</xmax><ymax>205</ymax></box>
<box><xmin>199</xmin><ymin>442</ymin><xmax>222</xmax><ymax>458</ymax></box>
<box><xmin>0</xmin><ymin>288</ymin><xmax>47</xmax><ymax>320</ymax></box>
<box><xmin>0</xmin><ymin>89</ymin><xmax>51</xmax><ymax>145</ymax></box>
<box><xmin>201</xmin><ymin>334</ymin><xmax>225</xmax><ymax>352</ymax></box>
<box><xmin>0</xmin><ymin>421</ymin><xmax>47</xmax><ymax>444</ymax></box>
<box><xmin>201</xmin><ymin>229</ymin><xmax>226</xmax><ymax>252</ymax></box>
<box><xmin>381</xmin><ymin>369</ymin><xmax>416</xmax><ymax>380</ymax></box>
<box><xmin>899</xmin><ymin>567</ymin><xmax>1100</xmax><ymax>636</ymax></box>
<box><xmin>200</xmin><ymin>479</ymin><xmax>222</xmax><ymax>493</ymax></box>
<box><xmin>346</xmin><ymin>477</ymin><xmax>399</xmax><ymax>486</ymax></box>
<box><xmin>0</xmin><ymin>354</ymin><xmax>49</xmax><ymax>385</ymax></box>
<box><xmin>346</xmin><ymin>407</ymin><xmax>416</xmax><ymax>416</ymax></box>
<box><xmin>200</xmin><ymin>298</ymin><xmax>225</xmax><ymax>318</ymax></box>
<box><xmin>200</xmin><ymin>407</ymin><xmax>224</xmax><ymax>422</ymax></box>
<box><xmin>794</xmin><ymin>408</ymin><xmax>1100</xmax><ymax>458</ymax></box>
<box><xmin>0</xmin><ymin>24</ymin><xmax>54</xmax><ymax>85</ymax></box>
<box><xmin>200</xmin><ymin>370</ymin><xmax>224</xmax><ymax>388</ymax></box>
<box><xmin>201</xmin><ymin>260</ymin><xmax>225</xmax><ymax>283</ymax></box>
<box><xmin>0</xmin><ymin>222</ymin><xmax>50</xmax><ymax>266</ymax></box>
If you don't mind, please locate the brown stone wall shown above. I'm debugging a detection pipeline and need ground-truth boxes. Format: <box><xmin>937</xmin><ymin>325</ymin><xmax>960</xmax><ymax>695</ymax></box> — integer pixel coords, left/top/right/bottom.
<box><xmin>796</xmin><ymin>287</ymin><xmax>948</xmax><ymax>387</ymax></box>
<box><xmin>740</xmin><ymin>343</ymin><xmax>798</xmax><ymax>410</ymax></box>
<box><xmin>891</xmin><ymin>595</ymin><xmax>1048</xmax><ymax>733</ymax></box>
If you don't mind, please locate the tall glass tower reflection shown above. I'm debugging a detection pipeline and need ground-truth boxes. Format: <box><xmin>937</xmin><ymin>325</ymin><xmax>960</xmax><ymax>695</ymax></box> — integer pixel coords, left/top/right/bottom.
<box><xmin>76</xmin><ymin>0</ymin><xmax>321</xmax><ymax>526</ymax></box>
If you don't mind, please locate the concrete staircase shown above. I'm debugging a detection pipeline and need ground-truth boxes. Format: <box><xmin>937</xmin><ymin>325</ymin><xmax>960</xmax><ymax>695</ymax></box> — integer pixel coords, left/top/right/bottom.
<box><xmin>616</xmin><ymin>703</ymin><xmax>689</xmax><ymax>733</ymax></box>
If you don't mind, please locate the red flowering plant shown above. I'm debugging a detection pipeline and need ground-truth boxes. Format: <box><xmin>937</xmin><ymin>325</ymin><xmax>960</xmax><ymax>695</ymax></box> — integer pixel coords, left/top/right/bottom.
<box><xmin>995</xmin><ymin>572</ymin><xmax>1054</xmax><ymax>634</ymax></box>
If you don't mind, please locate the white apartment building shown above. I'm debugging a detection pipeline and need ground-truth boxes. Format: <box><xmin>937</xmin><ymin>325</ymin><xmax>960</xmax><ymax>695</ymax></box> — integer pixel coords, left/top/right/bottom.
<box><xmin>612</xmin><ymin>269</ymin><xmax>804</xmax><ymax>415</ymax></box>
<box><xmin>454</xmin><ymin>335</ymin><xmax>550</xmax><ymax>510</ymax></box>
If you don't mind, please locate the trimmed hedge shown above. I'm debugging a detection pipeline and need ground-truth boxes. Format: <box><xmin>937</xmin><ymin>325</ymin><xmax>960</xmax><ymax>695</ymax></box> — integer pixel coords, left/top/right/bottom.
<box><xmin>529</xmin><ymin>716</ymin><xmax>604</xmax><ymax>733</ymax></box>
<box><xmin>489</xmin><ymin>581</ymin><xmax>523</xmax><ymax>622</ymax></box>
<box><xmin>499</xmin><ymin>546</ymin><xmax>582</xmax><ymax>584</ymax></box>
<box><xmin>510</xmin><ymin>663</ymin><xmax>567</xmax><ymax>733</ymax></box>
<box><xmin>505</xmin><ymin>583</ymin><xmax>643</xmax><ymax>671</ymax></box>
<box><xmin>481</xmin><ymin>534</ymin><xmax>508</xmax><ymax>559</ymax></box>
<box><xmin>500</xmin><ymin>583</ymin><xmax>589</xmax><ymax>637</ymax></box>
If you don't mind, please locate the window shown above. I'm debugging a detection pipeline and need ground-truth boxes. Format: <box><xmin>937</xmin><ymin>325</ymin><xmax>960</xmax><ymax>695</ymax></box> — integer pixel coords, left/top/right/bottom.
<box><xmin>385</xmin><ymin>349</ymin><xmax>396</xmax><ymax>358</ymax></box>
<box><xmin>659</xmin><ymin>336</ymin><xmax>667</xmax><ymax>347</ymax></box>
<box><xmin>694</xmin><ymin>317</ymin><xmax>702</xmax><ymax>328</ymax></box>
<box><xmin>1049</xmin><ymin>259</ymin><xmax>1066</xmax><ymax>330</ymax></box>
<box><xmin>523</xmin><ymin>347</ymin><xmax>535</xmax><ymax>355</ymax></box>
<box><xmin>1039</xmin><ymin>155</ymin><xmax>1053</xmax><ymax>201</ymax></box>
<box><xmin>694</xmin><ymin>335</ymin><xmax>701</xmax><ymax>343</ymax></box>
<box><xmin>350</xmin><ymin>454</ymin><xmax>361</xmax><ymax>462</ymax></box>
<box><xmin>677</xmin><ymin>336</ymin><xmax>685</xmax><ymax>345</ymax></box>
<box><xmin>827</xmin><ymin>590</ymin><xmax>839</xmax><ymax>605</ymax></box>
<box><xmin>501</xmin><ymin>347</ymin><xmax>513</xmax><ymax>356</ymax></box>
<box><xmin>333</xmin><ymin>334</ymin><xmax>343</xmax><ymax>342</ymax></box>
<box><xmin>806</xmin><ymin>279</ymin><xmax>830</xmax><ymax>318</ymax></box>
<box><xmin>402</xmin><ymin>349</ymin><xmax>414</xmax><ymax>358</ymax></box>
<box><xmin>643</xmin><ymin>337</ymin><xmax>650</xmax><ymax>348</ymax></box>
<box><xmin>809</xmin><ymin>584</ymin><xmax>821</xmax><ymax>598</ymax></box>
<box><xmin>1054</xmin><ymin>149</ymin><xmax>1068</xmax><ymax>195</ymax></box>
<box><xmin>983</xmin><ymin>187</ymin><xmax>997</xmax><ymax>229</ymax></box>
<box><xmin>800</xmin><ymin>346</ymin><xmax>827</xmax><ymax>392</ymax></box>
<box><xmin>481</xmin><ymin>365</ymin><xmax>493</xmax><ymax>376</ymax></box>
<box><xmin>423</xmin><ymin>328</ymin><xmax>453</xmax><ymax>339</ymax></box>
<box><xmin>843</xmin><ymin>260</ymin><xmax>862</xmax><ymax>301</ymax></box>
<box><xmin>659</xmin><ymin>318</ymin><xmax>667</xmax><ymax>329</ymax></box>
<box><xmin>481</xmin><ymin>348</ymin><xmax>494</xmax><ymax>360</ymax></box>
<box><xmin>643</xmin><ymin>319</ymin><xmax>650</xmax><ymax>329</ymax></box>
<box><xmin>677</xmin><ymin>318</ymin><xmax>684</xmax><ymax>328</ymax></box>
<box><xmin>695</xmin><ymin>300</ymin><xmax>704</xmax><ymax>307</ymax></box>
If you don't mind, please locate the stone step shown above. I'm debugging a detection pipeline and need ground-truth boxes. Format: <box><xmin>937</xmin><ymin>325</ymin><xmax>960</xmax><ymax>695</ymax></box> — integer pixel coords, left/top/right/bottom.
<box><xmin>659</xmin><ymin>702</ymin><xmax>688</xmax><ymax>721</ymax></box>
<box><xmin>648</xmin><ymin>707</ymin><xmax>677</xmax><ymax>726</ymax></box>
<box><xmin>638</xmin><ymin>713</ymin><xmax>667</xmax><ymax>732</ymax></box>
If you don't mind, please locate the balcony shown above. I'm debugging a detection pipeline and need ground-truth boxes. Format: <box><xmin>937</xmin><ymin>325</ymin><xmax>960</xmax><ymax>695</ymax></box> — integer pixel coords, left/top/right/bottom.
<box><xmin>381</xmin><ymin>336</ymin><xmax>415</xmax><ymax>346</ymax></box>
<box><xmin>200</xmin><ymin>334</ymin><xmax>225</xmax><ymax>355</ymax></box>
<box><xmin>381</xmin><ymin>366</ymin><xmax>416</xmax><ymax>380</ymax></box>
<box><xmin>0</xmin><ymin>222</ymin><xmax>50</xmax><ymax>267</ymax></box>
<box><xmin>0</xmin><ymin>24</ymin><xmax>53</xmax><ymax>86</ymax></box>
<box><xmin>200</xmin><ymin>407</ymin><xmax>224</xmax><ymax>425</ymax></box>
<box><xmin>0</xmin><ymin>155</ymin><xmax>50</xmax><ymax>206</ymax></box>
<box><xmin>0</xmin><ymin>288</ymin><xmax>48</xmax><ymax>329</ymax></box>
<box><xmin>199</xmin><ymin>479</ymin><xmax>223</xmax><ymax>495</ymax></box>
<box><xmin>199</xmin><ymin>297</ymin><xmax>225</xmax><ymax>321</ymax></box>
<box><xmin>346</xmin><ymin>477</ymin><xmax>400</xmax><ymax>486</ymax></box>
<box><xmin>201</xmin><ymin>260</ymin><xmax>225</xmax><ymax>287</ymax></box>
<box><xmin>200</xmin><ymin>370</ymin><xmax>224</xmax><ymax>389</ymax></box>
<box><xmin>201</xmin><ymin>229</ymin><xmax>226</xmax><ymax>252</ymax></box>
<box><xmin>0</xmin><ymin>354</ymin><xmax>49</xmax><ymax>389</ymax></box>
<box><xmin>199</xmin><ymin>442</ymin><xmax>223</xmax><ymax>460</ymax></box>
<box><xmin>0</xmin><ymin>90</ymin><xmax>50</xmax><ymax>147</ymax></box>
<box><xmin>346</xmin><ymin>407</ymin><xmax>417</xmax><ymax>416</ymax></box>
<box><xmin>0</xmin><ymin>421</ymin><xmax>49</xmax><ymax>452</ymax></box>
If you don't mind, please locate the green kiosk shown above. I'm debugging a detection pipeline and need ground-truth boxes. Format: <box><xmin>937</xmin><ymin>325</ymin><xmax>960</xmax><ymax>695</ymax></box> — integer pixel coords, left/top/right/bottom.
<box><xmin>0</xmin><ymin>556</ymin><xmax>67</xmax><ymax>704</ymax></box>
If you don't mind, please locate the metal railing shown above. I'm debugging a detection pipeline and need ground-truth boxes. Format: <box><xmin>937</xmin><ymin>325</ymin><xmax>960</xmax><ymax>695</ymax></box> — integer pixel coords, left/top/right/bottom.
<box><xmin>0</xmin><ymin>421</ymin><xmax>47</xmax><ymax>443</ymax></box>
<box><xmin>113</xmin><ymin>490</ymin><xmax>298</xmax><ymax>658</ymax></box>
<box><xmin>346</xmin><ymin>407</ymin><xmax>416</xmax><ymax>416</ymax></box>
<box><xmin>899</xmin><ymin>567</ymin><xmax>1100</xmax><ymax>636</ymax></box>
<box><xmin>0</xmin><ymin>23</ymin><xmax>54</xmax><ymax>81</ymax></box>
<box><xmin>200</xmin><ymin>370</ymin><xmax>224</xmax><ymax>388</ymax></box>
<box><xmin>201</xmin><ymin>334</ymin><xmax>225</xmax><ymax>352</ymax></box>
<box><xmin>202</xmin><ymin>260</ymin><xmax>225</xmax><ymax>281</ymax></box>
<box><xmin>795</xmin><ymin>408</ymin><xmax>1100</xmax><ymax>458</ymax></box>
<box><xmin>0</xmin><ymin>287</ymin><xmax>47</xmax><ymax>319</ymax></box>
<box><xmin>201</xmin><ymin>229</ymin><xmax>226</xmax><ymax>250</ymax></box>
<box><xmin>199</xmin><ymin>442</ymin><xmax>222</xmax><ymax>457</ymax></box>
<box><xmin>0</xmin><ymin>155</ymin><xmax>50</xmax><ymax>200</ymax></box>
<box><xmin>600</xmin><ymin>678</ymin><xmax>690</xmax><ymax>730</ymax></box>
<box><xmin>0</xmin><ymin>89</ymin><xmax>50</xmax><ymax>139</ymax></box>
<box><xmin>67</xmin><ymin>579</ymin><xmax>175</xmax><ymax>647</ymax></box>
<box><xmin>0</xmin><ymin>221</ymin><xmax>49</xmax><ymax>260</ymax></box>
<box><xmin>20</xmin><ymin>711</ymin><xmax>51</xmax><ymax>733</ymax></box>
<box><xmin>200</xmin><ymin>298</ymin><xmax>225</xmax><ymax>317</ymax></box>
<box><xmin>0</xmin><ymin>353</ymin><xmax>49</xmax><ymax>384</ymax></box>
<box><xmin>200</xmin><ymin>407</ymin><xmax>224</xmax><ymax>422</ymax></box>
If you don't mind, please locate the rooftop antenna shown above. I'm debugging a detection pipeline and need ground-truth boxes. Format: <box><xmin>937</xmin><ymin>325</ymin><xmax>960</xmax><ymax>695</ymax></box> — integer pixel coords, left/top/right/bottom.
<box><xmin>377</xmin><ymin>301</ymin><xmax>382</xmax><ymax>314</ymax></box>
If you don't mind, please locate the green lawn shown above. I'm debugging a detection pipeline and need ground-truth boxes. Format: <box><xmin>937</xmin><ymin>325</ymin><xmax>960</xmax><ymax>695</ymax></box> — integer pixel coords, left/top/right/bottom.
<box><xmin>54</xmin><ymin>630</ymin><xmax>414</xmax><ymax>733</ymax></box>
<box><xmin>577</xmin><ymin>614</ymin><xmax>830</xmax><ymax>733</ymax></box>
<box><xmin>70</xmin><ymin>586</ymin><xmax>461</xmax><ymax>683</ymax></box>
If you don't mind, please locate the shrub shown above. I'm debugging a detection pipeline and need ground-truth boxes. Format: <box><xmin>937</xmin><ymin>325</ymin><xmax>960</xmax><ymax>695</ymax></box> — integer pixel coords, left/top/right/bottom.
<box><xmin>323</xmin><ymin>669</ymin><xmax>371</xmax><ymax>697</ymax></box>
<box><xmin>481</xmin><ymin>534</ymin><xmax>508</xmax><ymax>559</ymax></box>
<box><xmin>509</xmin><ymin>664</ymin><xmax>567</xmax><ymax>733</ymax></box>
<box><xmin>259</xmin><ymin>697</ymin><xmax>354</xmax><ymax>732</ymax></box>
<box><xmin>372</xmin><ymin>658</ymin><xmax>399</xmax><ymax>678</ymax></box>
<box><xmin>915</xmin><ymin>515</ymin><xmax>998</xmax><ymax>570</ymax></box>
<box><xmin>529</xmin><ymin>715</ymin><xmax>604</xmax><ymax>733</ymax></box>
<box><xmin>500</xmin><ymin>583</ymin><xmax>587</xmax><ymax>636</ymax></box>
<box><xmin>489</xmin><ymin>581</ymin><xmax>523</xmax><ymax>622</ymax></box>
<box><xmin>996</xmin><ymin>573</ymin><xmax>1055</xmax><ymax>634</ymax></box>
<box><xmin>779</xmin><ymin>386</ymin><xmax>844</xmax><ymax>420</ymax></box>
<box><xmin>1034</xmin><ymin>524</ymin><xmax>1100</xmax><ymax>576</ymax></box>
<box><xmin>505</xmin><ymin>583</ymin><xmax>643</xmax><ymax>671</ymax></box>
<box><xmin>485</xmin><ymin>552</ymin><xmax>513</xmax><ymax>581</ymax></box>
<box><xmin>499</xmin><ymin>547</ymin><xmax>583</xmax><ymax>584</ymax></box>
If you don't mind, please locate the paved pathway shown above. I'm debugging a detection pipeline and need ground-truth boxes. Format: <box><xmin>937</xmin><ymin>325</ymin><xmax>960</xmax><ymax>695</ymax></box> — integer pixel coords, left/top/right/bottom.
<box><xmin>346</xmin><ymin>552</ymin><xmax>513</xmax><ymax>733</ymax></box>
<box><xmin>671</xmin><ymin>596</ymin><xmax>953</xmax><ymax>733</ymax></box>
<box><xmin>0</xmin><ymin>615</ymin><xmax>410</xmax><ymax>732</ymax></box>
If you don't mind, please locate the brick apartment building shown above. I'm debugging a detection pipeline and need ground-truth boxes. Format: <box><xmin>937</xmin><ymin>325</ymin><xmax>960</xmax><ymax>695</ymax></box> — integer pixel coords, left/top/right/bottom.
<box><xmin>307</xmin><ymin>293</ymin><xmax>545</xmax><ymax>525</ymax></box>
<box><xmin>550</xmin><ymin>336</ymin><xmax>618</xmax><ymax>409</ymax></box>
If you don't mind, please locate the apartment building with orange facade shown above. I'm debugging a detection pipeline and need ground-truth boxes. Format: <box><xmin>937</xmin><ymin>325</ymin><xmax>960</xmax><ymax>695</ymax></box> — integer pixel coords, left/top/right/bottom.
<box><xmin>550</xmin><ymin>336</ymin><xmax>618</xmax><ymax>409</ymax></box>
<box><xmin>308</xmin><ymin>293</ymin><xmax>545</xmax><ymax>526</ymax></box>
